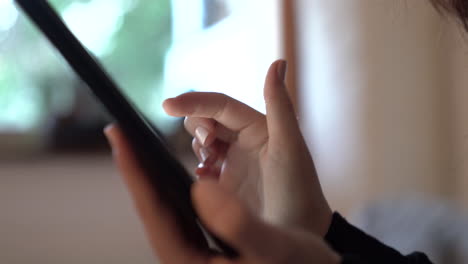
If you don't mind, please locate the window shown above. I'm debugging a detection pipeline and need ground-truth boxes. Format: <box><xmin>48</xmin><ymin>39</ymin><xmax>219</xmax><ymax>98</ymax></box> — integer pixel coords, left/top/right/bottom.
<box><xmin>1</xmin><ymin>0</ymin><xmax>172</xmax><ymax>134</ymax></box>
<box><xmin>165</xmin><ymin>0</ymin><xmax>282</xmax><ymax>113</ymax></box>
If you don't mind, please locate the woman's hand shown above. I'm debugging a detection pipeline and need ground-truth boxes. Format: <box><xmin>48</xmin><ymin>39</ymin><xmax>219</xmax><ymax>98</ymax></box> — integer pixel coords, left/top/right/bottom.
<box><xmin>162</xmin><ymin>60</ymin><xmax>332</xmax><ymax>236</ymax></box>
<box><xmin>105</xmin><ymin>125</ymin><xmax>340</xmax><ymax>263</ymax></box>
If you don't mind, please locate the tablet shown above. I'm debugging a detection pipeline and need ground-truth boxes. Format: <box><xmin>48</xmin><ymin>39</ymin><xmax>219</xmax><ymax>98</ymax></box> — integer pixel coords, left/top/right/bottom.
<box><xmin>14</xmin><ymin>0</ymin><xmax>238</xmax><ymax>258</ymax></box>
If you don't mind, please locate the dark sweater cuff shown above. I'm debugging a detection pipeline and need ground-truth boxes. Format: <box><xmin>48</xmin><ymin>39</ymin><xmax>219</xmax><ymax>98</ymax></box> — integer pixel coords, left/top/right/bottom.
<box><xmin>325</xmin><ymin>212</ymin><xmax>408</xmax><ymax>263</ymax></box>
<box><xmin>325</xmin><ymin>213</ymin><xmax>433</xmax><ymax>264</ymax></box>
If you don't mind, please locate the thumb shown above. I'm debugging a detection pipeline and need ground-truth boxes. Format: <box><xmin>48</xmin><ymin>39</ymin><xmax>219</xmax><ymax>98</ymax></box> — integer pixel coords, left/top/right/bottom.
<box><xmin>264</xmin><ymin>60</ymin><xmax>302</xmax><ymax>151</ymax></box>
<box><xmin>192</xmin><ymin>181</ymin><xmax>284</xmax><ymax>259</ymax></box>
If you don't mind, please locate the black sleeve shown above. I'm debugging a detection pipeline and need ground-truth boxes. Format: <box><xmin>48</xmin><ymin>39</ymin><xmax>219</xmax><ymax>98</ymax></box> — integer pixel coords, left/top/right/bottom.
<box><xmin>325</xmin><ymin>213</ymin><xmax>433</xmax><ymax>264</ymax></box>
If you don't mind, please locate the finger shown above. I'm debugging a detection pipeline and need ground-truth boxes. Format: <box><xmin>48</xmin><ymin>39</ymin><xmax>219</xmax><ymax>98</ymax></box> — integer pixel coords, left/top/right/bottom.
<box><xmin>192</xmin><ymin>181</ymin><xmax>285</xmax><ymax>259</ymax></box>
<box><xmin>196</xmin><ymin>165</ymin><xmax>221</xmax><ymax>180</ymax></box>
<box><xmin>185</xmin><ymin>117</ymin><xmax>237</xmax><ymax>145</ymax></box>
<box><xmin>196</xmin><ymin>157</ymin><xmax>224</xmax><ymax>180</ymax></box>
<box><xmin>196</xmin><ymin>152</ymin><xmax>219</xmax><ymax>179</ymax></box>
<box><xmin>192</xmin><ymin>138</ymin><xmax>203</xmax><ymax>162</ymax></box>
<box><xmin>104</xmin><ymin>124</ymin><xmax>204</xmax><ymax>263</ymax></box>
<box><xmin>185</xmin><ymin>117</ymin><xmax>217</xmax><ymax>146</ymax></box>
<box><xmin>195</xmin><ymin>141</ymin><xmax>228</xmax><ymax>180</ymax></box>
<box><xmin>164</xmin><ymin>92</ymin><xmax>264</xmax><ymax>133</ymax></box>
<box><xmin>264</xmin><ymin>60</ymin><xmax>304</xmax><ymax>151</ymax></box>
<box><xmin>192</xmin><ymin>138</ymin><xmax>220</xmax><ymax>166</ymax></box>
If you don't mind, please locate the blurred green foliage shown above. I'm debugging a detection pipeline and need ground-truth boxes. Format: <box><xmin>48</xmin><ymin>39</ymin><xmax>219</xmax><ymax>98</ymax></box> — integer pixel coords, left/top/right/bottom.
<box><xmin>0</xmin><ymin>0</ymin><xmax>172</xmax><ymax>131</ymax></box>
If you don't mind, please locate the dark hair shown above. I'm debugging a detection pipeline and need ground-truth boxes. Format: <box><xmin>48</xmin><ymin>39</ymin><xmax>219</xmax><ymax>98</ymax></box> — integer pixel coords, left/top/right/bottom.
<box><xmin>431</xmin><ymin>0</ymin><xmax>468</xmax><ymax>29</ymax></box>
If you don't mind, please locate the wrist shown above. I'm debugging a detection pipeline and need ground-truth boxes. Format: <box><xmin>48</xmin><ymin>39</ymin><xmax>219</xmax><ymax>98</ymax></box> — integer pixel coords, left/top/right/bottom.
<box><xmin>266</xmin><ymin>205</ymin><xmax>333</xmax><ymax>237</ymax></box>
<box><xmin>300</xmin><ymin>203</ymin><xmax>333</xmax><ymax>237</ymax></box>
<box><xmin>315</xmin><ymin>206</ymin><xmax>334</xmax><ymax>237</ymax></box>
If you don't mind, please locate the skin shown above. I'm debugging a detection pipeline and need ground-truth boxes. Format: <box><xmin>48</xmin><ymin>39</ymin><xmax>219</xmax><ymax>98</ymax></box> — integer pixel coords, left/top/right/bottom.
<box><xmin>104</xmin><ymin>60</ymin><xmax>340</xmax><ymax>263</ymax></box>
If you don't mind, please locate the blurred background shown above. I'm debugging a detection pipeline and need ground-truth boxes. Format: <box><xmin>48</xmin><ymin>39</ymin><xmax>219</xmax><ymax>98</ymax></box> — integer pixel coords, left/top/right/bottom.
<box><xmin>1</xmin><ymin>0</ymin><xmax>468</xmax><ymax>263</ymax></box>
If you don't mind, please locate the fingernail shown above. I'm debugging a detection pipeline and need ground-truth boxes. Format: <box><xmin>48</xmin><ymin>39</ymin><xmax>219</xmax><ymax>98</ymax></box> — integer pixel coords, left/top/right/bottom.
<box><xmin>277</xmin><ymin>60</ymin><xmax>288</xmax><ymax>82</ymax></box>
<box><xmin>104</xmin><ymin>125</ymin><xmax>115</xmax><ymax>145</ymax></box>
<box><xmin>103</xmin><ymin>124</ymin><xmax>118</xmax><ymax>155</ymax></box>
<box><xmin>195</xmin><ymin>127</ymin><xmax>210</xmax><ymax>145</ymax></box>
<box><xmin>199</xmin><ymin>148</ymin><xmax>210</xmax><ymax>161</ymax></box>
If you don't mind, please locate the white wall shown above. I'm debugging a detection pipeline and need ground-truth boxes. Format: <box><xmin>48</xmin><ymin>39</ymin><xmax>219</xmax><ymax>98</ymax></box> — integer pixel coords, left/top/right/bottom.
<box><xmin>0</xmin><ymin>155</ymin><xmax>156</xmax><ymax>264</ymax></box>
<box><xmin>295</xmin><ymin>0</ymin><xmax>462</xmax><ymax>212</ymax></box>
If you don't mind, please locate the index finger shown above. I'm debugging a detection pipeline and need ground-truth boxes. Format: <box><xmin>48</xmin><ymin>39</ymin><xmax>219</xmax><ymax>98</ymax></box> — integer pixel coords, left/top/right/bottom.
<box><xmin>163</xmin><ymin>92</ymin><xmax>264</xmax><ymax>132</ymax></box>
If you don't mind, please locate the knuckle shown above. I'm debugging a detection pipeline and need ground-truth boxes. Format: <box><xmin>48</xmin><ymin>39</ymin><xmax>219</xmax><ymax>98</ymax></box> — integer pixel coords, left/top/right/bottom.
<box><xmin>213</xmin><ymin>96</ymin><xmax>229</xmax><ymax>120</ymax></box>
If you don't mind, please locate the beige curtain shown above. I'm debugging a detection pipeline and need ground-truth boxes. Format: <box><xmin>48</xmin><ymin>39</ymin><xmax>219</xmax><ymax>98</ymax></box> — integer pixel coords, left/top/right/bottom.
<box><xmin>295</xmin><ymin>0</ymin><xmax>468</xmax><ymax>213</ymax></box>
